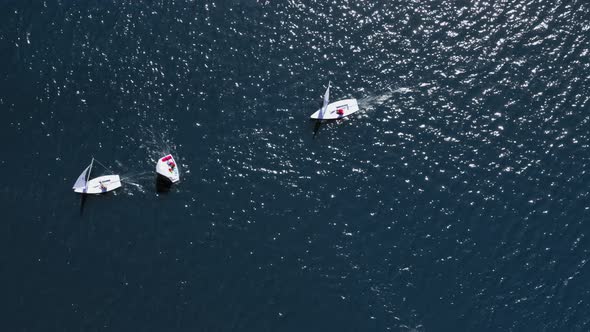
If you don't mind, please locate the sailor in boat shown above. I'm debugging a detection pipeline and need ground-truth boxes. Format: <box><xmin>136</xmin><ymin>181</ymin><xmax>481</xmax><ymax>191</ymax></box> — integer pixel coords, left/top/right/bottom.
<box><xmin>100</xmin><ymin>181</ymin><xmax>107</xmax><ymax>192</ymax></box>
<box><xmin>337</xmin><ymin>108</ymin><xmax>345</xmax><ymax>116</ymax></box>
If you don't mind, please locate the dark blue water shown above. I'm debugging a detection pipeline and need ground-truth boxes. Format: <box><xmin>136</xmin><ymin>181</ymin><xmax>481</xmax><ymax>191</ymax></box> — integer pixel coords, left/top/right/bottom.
<box><xmin>2</xmin><ymin>0</ymin><xmax>590</xmax><ymax>330</ymax></box>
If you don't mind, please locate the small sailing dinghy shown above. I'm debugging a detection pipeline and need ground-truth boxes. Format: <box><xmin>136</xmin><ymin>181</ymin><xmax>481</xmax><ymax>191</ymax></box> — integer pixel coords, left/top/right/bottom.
<box><xmin>156</xmin><ymin>154</ymin><xmax>180</xmax><ymax>184</ymax></box>
<box><xmin>72</xmin><ymin>158</ymin><xmax>122</xmax><ymax>194</ymax></box>
<box><xmin>310</xmin><ymin>82</ymin><xmax>359</xmax><ymax>120</ymax></box>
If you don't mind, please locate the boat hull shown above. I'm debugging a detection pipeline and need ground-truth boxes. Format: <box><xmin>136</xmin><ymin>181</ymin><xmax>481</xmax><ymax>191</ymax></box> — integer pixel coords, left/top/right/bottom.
<box><xmin>156</xmin><ymin>154</ymin><xmax>180</xmax><ymax>183</ymax></box>
<box><xmin>74</xmin><ymin>175</ymin><xmax>121</xmax><ymax>194</ymax></box>
<box><xmin>310</xmin><ymin>98</ymin><xmax>359</xmax><ymax>120</ymax></box>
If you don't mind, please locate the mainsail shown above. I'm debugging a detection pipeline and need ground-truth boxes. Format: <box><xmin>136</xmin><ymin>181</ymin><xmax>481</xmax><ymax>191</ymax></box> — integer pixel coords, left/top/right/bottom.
<box><xmin>72</xmin><ymin>165</ymin><xmax>90</xmax><ymax>190</ymax></box>
<box><xmin>319</xmin><ymin>81</ymin><xmax>330</xmax><ymax>119</ymax></box>
<box><xmin>73</xmin><ymin>158</ymin><xmax>94</xmax><ymax>191</ymax></box>
<box><xmin>323</xmin><ymin>81</ymin><xmax>330</xmax><ymax>108</ymax></box>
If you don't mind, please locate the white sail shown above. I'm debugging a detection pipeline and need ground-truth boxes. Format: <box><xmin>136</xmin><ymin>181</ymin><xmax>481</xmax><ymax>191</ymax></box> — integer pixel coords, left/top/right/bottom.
<box><xmin>323</xmin><ymin>81</ymin><xmax>330</xmax><ymax>108</ymax></box>
<box><xmin>319</xmin><ymin>82</ymin><xmax>330</xmax><ymax>119</ymax></box>
<box><xmin>72</xmin><ymin>165</ymin><xmax>90</xmax><ymax>190</ymax></box>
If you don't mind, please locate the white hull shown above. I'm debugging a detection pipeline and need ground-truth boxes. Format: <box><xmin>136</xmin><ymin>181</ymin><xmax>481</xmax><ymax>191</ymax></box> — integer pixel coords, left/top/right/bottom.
<box><xmin>74</xmin><ymin>175</ymin><xmax>121</xmax><ymax>194</ymax></box>
<box><xmin>310</xmin><ymin>98</ymin><xmax>359</xmax><ymax>120</ymax></box>
<box><xmin>156</xmin><ymin>154</ymin><xmax>180</xmax><ymax>183</ymax></box>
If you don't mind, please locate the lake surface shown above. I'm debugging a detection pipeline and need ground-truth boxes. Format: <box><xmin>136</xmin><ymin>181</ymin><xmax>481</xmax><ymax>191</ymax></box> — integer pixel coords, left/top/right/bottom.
<box><xmin>2</xmin><ymin>0</ymin><xmax>590</xmax><ymax>330</ymax></box>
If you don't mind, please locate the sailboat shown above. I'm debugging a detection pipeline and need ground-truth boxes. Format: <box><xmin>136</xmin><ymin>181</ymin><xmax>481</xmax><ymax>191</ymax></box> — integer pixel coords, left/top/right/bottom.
<box><xmin>310</xmin><ymin>82</ymin><xmax>359</xmax><ymax>120</ymax></box>
<box><xmin>156</xmin><ymin>154</ymin><xmax>180</xmax><ymax>184</ymax></box>
<box><xmin>72</xmin><ymin>158</ymin><xmax>122</xmax><ymax>194</ymax></box>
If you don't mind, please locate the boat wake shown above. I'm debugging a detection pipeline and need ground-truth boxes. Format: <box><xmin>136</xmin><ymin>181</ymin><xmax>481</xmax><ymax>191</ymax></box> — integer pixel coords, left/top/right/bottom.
<box><xmin>119</xmin><ymin>171</ymin><xmax>153</xmax><ymax>195</ymax></box>
<box><xmin>138</xmin><ymin>127</ymin><xmax>178</xmax><ymax>162</ymax></box>
<box><xmin>357</xmin><ymin>91</ymin><xmax>395</xmax><ymax>114</ymax></box>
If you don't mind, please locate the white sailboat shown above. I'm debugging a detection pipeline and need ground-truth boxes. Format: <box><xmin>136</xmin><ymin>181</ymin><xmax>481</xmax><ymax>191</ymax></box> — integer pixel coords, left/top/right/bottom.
<box><xmin>156</xmin><ymin>154</ymin><xmax>180</xmax><ymax>184</ymax></box>
<box><xmin>310</xmin><ymin>82</ymin><xmax>359</xmax><ymax>120</ymax></box>
<box><xmin>72</xmin><ymin>158</ymin><xmax>122</xmax><ymax>194</ymax></box>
